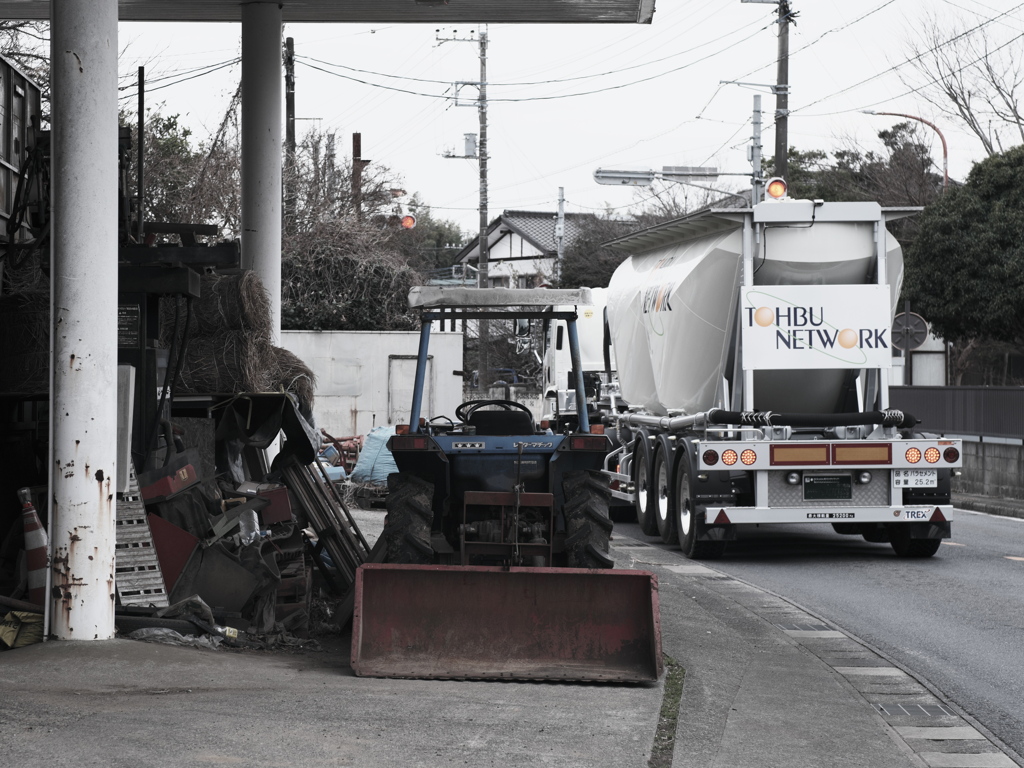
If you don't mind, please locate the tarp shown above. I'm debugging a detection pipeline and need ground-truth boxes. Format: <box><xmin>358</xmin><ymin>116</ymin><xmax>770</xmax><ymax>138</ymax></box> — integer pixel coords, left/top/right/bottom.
<box><xmin>349</xmin><ymin>426</ymin><xmax>398</xmax><ymax>485</ymax></box>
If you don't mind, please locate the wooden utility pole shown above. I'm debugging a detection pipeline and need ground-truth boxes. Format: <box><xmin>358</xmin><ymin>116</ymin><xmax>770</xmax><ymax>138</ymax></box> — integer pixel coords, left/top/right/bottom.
<box><xmin>284</xmin><ymin>37</ymin><xmax>296</xmax><ymax>233</ymax></box>
<box><xmin>774</xmin><ymin>1</ymin><xmax>792</xmax><ymax>179</ymax></box>
<box><xmin>352</xmin><ymin>133</ymin><xmax>370</xmax><ymax>221</ymax></box>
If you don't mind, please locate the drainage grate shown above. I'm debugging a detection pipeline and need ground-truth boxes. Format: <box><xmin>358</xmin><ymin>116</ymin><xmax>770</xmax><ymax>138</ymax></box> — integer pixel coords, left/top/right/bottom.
<box><xmin>874</xmin><ymin>703</ymin><xmax>955</xmax><ymax>718</ymax></box>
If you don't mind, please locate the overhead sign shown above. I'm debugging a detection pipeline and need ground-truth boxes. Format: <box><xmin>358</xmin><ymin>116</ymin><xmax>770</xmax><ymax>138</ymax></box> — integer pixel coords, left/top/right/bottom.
<box><xmin>741</xmin><ymin>285</ymin><xmax>893</xmax><ymax>370</ymax></box>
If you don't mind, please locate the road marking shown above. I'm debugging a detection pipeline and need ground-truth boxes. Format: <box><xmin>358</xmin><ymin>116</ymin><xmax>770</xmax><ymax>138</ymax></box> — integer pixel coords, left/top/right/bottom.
<box><xmin>895</xmin><ymin>726</ymin><xmax>985</xmax><ymax>740</ymax></box>
<box><xmin>942</xmin><ymin>542</ymin><xmax>965</xmax><ymax>546</ymax></box>
<box><xmin>1005</xmin><ymin>556</ymin><xmax>1024</xmax><ymax>562</ymax></box>
<box><xmin>784</xmin><ymin>629</ymin><xmax>846</xmax><ymax>638</ymax></box>
<box><xmin>834</xmin><ymin>666</ymin><xmax>906</xmax><ymax>677</ymax></box>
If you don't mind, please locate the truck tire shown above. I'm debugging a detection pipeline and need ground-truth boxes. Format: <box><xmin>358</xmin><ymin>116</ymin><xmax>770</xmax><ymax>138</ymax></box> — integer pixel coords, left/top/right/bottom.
<box><xmin>563</xmin><ymin>470</ymin><xmax>614</xmax><ymax>569</ymax></box>
<box><xmin>383</xmin><ymin>473</ymin><xmax>434</xmax><ymax>564</ymax></box>
<box><xmin>633</xmin><ymin>431</ymin><xmax>659</xmax><ymax>536</ymax></box>
<box><xmin>887</xmin><ymin>525</ymin><xmax>941</xmax><ymax>558</ymax></box>
<box><xmin>653</xmin><ymin>436</ymin><xmax>678</xmax><ymax>544</ymax></box>
<box><xmin>676</xmin><ymin>460</ymin><xmax>725</xmax><ymax>560</ymax></box>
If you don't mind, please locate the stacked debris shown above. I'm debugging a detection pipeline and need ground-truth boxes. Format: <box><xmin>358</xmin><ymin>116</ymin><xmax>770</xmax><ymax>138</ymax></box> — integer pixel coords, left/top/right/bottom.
<box><xmin>113</xmin><ymin>392</ymin><xmax>377</xmax><ymax>647</ymax></box>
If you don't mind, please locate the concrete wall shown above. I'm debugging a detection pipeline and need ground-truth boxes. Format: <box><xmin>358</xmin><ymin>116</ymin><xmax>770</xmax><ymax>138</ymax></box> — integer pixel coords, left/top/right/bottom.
<box><xmin>953</xmin><ymin>437</ymin><xmax>1024</xmax><ymax>501</ymax></box>
<box><xmin>281</xmin><ymin>330</ymin><xmax>463</xmax><ymax>437</ymax></box>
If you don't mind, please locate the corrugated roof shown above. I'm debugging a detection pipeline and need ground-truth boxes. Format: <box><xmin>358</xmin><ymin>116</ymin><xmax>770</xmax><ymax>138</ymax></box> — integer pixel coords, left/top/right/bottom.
<box><xmin>0</xmin><ymin>0</ymin><xmax>655</xmax><ymax>23</ymax></box>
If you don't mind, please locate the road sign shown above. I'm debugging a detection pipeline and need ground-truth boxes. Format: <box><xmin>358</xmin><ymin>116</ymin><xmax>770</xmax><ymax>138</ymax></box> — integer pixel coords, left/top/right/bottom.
<box><xmin>892</xmin><ymin>312</ymin><xmax>929</xmax><ymax>351</ymax></box>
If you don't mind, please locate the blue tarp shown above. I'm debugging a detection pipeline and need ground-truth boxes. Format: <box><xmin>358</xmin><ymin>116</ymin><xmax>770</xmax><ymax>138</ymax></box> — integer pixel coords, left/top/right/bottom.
<box><xmin>350</xmin><ymin>426</ymin><xmax>398</xmax><ymax>485</ymax></box>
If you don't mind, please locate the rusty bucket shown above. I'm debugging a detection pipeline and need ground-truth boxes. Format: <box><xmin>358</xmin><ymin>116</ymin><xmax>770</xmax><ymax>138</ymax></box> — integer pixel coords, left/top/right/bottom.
<box><xmin>351</xmin><ymin>564</ymin><xmax>662</xmax><ymax>682</ymax></box>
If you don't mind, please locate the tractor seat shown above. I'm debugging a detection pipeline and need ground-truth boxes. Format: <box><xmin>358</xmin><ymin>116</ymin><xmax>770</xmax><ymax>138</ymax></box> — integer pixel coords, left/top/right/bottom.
<box><xmin>467</xmin><ymin>409</ymin><xmax>535</xmax><ymax>436</ymax></box>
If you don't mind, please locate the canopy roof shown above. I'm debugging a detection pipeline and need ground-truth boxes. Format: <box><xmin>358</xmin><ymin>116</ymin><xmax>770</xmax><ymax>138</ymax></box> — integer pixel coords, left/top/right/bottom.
<box><xmin>0</xmin><ymin>0</ymin><xmax>656</xmax><ymax>23</ymax></box>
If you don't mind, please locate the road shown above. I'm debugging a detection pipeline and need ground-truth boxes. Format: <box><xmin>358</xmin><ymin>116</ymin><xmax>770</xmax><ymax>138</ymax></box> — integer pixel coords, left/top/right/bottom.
<box><xmin>619</xmin><ymin>509</ymin><xmax>1024</xmax><ymax>762</ymax></box>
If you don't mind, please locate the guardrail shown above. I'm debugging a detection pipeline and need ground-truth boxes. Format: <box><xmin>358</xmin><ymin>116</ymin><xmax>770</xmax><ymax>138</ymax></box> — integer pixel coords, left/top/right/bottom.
<box><xmin>889</xmin><ymin>386</ymin><xmax>1024</xmax><ymax>440</ymax></box>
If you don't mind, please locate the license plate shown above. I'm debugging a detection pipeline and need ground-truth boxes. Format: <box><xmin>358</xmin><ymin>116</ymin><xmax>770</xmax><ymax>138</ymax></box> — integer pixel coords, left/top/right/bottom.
<box><xmin>892</xmin><ymin>469</ymin><xmax>937</xmax><ymax>488</ymax></box>
<box><xmin>803</xmin><ymin>474</ymin><xmax>852</xmax><ymax>501</ymax></box>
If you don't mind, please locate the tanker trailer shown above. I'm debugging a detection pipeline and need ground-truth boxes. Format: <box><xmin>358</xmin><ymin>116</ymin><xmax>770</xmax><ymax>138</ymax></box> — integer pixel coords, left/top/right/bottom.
<box><xmin>600</xmin><ymin>192</ymin><xmax>961</xmax><ymax>559</ymax></box>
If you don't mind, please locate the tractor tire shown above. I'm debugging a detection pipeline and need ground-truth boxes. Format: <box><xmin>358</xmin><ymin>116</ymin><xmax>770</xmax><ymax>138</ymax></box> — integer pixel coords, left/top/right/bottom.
<box><xmin>633</xmin><ymin>432</ymin><xmax>659</xmax><ymax>537</ymax></box>
<box><xmin>653</xmin><ymin>436</ymin><xmax>678</xmax><ymax>545</ymax></box>
<box><xmin>383</xmin><ymin>473</ymin><xmax>434</xmax><ymax>565</ymax></box>
<box><xmin>563</xmin><ymin>470</ymin><xmax>615</xmax><ymax>569</ymax></box>
<box><xmin>676</xmin><ymin>460</ymin><xmax>726</xmax><ymax>560</ymax></box>
<box><xmin>888</xmin><ymin>525</ymin><xmax>942</xmax><ymax>558</ymax></box>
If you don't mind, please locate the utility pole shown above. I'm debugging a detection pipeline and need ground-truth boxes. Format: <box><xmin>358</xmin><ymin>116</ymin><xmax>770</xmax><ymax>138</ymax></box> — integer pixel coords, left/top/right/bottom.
<box><xmin>750</xmin><ymin>95</ymin><xmax>764</xmax><ymax>203</ymax></box>
<box><xmin>555</xmin><ymin>187</ymin><xmax>565</xmax><ymax>282</ymax></box>
<box><xmin>774</xmin><ymin>1</ymin><xmax>793</xmax><ymax>178</ymax></box>
<box><xmin>284</xmin><ymin>37</ymin><xmax>296</xmax><ymax>234</ymax></box>
<box><xmin>740</xmin><ymin>0</ymin><xmax>794</xmax><ymax>178</ymax></box>
<box><xmin>352</xmin><ymin>132</ymin><xmax>370</xmax><ymax>221</ymax></box>
<box><xmin>439</xmin><ymin>26</ymin><xmax>491</xmax><ymax>387</ymax></box>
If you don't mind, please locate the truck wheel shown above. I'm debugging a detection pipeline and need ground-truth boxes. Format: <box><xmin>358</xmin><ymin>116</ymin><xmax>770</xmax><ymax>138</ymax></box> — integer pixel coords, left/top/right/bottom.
<box><xmin>888</xmin><ymin>525</ymin><xmax>941</xmax><ymax>558</ymax></box>
<box><xmin>563</xmin><ymin>470</ymin><xmax>614</xmax><ymax>569</ymax></box>
<box><xmin>633</xmin><ymin>431</ymin><xmax>659</xmax><ymax>536</ymax></box>
<box><xmin>653</xmin><ymin>436</ymin><xmax>678</xmax><ymax>544</ymax></box>
<box><xmin>676</xmin><ymin>461</ymin><xmax>725</xmax><ymax>560</ymax></box>
<box><xmin>383</xmin><ymin>473</ymin><xmax>434</xmax><ymax>564</ymax></box>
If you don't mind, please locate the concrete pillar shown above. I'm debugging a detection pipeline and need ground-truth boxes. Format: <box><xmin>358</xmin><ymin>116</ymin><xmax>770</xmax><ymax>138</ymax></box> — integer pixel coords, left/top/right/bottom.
<box><xmin>241</xmin><ymin>2</ymin><xmax>283</xmax><ymax>342</ymax></box>
<box><xmin>49</xmin><ymin>0</ymin><xmax>120</xmax><ymax>640</ymax></box>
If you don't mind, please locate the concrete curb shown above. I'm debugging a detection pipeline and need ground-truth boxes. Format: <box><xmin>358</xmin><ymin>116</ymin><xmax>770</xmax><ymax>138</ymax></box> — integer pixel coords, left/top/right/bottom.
<box><xmin>953</xmin><ymin>494</ymin><xmax>1024</xmax><ymax>521</ymax></box>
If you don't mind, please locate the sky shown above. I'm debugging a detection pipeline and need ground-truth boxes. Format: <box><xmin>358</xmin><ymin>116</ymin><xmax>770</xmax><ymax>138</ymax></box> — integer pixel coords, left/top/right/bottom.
<box><xmin>117</xmin><ymin>0</ymin><xmax>1024</xmax><ymax>237</ymax></box>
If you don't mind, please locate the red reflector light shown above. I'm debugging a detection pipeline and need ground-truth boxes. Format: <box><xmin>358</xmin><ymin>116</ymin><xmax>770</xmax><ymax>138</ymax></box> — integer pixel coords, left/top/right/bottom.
<box><xmin>943</xmin><ymin>447</ymin><xmax>960</xmax><ymax>463</ymax></box>
<box><xmin>924</xmin><ymin>447</ymin><xmax>940</xmax><ymax>464</ymax></box>
<box><xmin>392</xmin><ymin>436</ymin><xmax>429</xmax><ymax>450</ymax></box>
<box><xmin>930</xmin><ymin>507</ymin><xmax>947</xmax><ymax>523</ymax></box>
<box><xmin>722</xmin><ymin>449</ymin><xmax>738</xmax><ymax>466</ymax></box>
<box><xmin>713</xmin><ymin>509</ymin><xmax>731</xmax><ymax>524</ymax></box>
<box><xmin>589</xmin><ymin>424</ymin><xmax>605</xmax><ymax>435</ymax></box>
<box><xmin>396</xmin><ymin>424</ymin><xmax>410</xmax><ymax>435</ymax></box>
<box><xmin>703</xmin><ymin>449</ymin><xmax>719</xmax><ymax>466</ymax></box>
<box><xmin>905</xmin><ymin>447</ymin><xmax>922</xmax><ymax>464</ymax></box>
<box><xmin>740</xmin><ymin>449</ymin><xmax>757</xmax><ymax>466</ymax></box>
<box><xmin>569</xmin><ymin>435</ymin><xmax>607</xmax><ymax>451</ymax></box>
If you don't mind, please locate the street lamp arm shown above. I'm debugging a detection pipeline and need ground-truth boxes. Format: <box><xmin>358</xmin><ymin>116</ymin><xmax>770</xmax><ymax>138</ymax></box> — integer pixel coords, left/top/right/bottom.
<box><xmin>861</xmin><ymin>110</ymin><xmax>948</xmax><ymax>190</ymax></box>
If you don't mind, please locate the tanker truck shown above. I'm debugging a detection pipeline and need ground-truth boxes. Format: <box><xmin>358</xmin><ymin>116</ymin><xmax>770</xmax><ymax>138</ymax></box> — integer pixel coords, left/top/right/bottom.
<box><xmin>599</xmin><ymin>191</ymin><xmax>962</xmax><ymax>559</ymax></box>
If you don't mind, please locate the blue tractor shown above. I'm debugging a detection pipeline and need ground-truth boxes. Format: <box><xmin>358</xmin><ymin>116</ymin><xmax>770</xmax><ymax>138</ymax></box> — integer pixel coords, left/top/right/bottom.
<box><xmin>350</xmin><ymin>287</ymin><xmax>662</xmax><ymax>683</ymax></box>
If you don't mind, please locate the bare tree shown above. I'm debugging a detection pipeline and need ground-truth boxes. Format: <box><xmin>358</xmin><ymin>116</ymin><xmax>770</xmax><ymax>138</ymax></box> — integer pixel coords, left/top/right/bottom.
<box><xmin>902</xmin><ymin>14</ymin><xmax>1024</xmax><ymax>156</ymax></box>
<box><xmin>0</xmin><ymin>22</ymin><xmax>49</xmax><ymax>121</ymax></box>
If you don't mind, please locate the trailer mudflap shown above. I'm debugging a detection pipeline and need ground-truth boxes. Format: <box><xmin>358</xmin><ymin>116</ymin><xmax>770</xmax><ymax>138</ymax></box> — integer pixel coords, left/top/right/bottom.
<box><xmin>351</xmin><ymin>564</ymin><xmax>663</xmax><ymax>682</ymax></box>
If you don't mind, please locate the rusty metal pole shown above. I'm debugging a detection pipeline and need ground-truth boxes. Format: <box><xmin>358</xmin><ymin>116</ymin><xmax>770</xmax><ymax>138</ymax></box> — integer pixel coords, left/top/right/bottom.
<box><xmin>241</xmin><ymin>3</ymin><xmax>284</xmax><ymax>343</ymax></box>
<box><xmin>49</xmin><ymin>0</ymin><xmax>120</xmax><ymax>640</ymax></box>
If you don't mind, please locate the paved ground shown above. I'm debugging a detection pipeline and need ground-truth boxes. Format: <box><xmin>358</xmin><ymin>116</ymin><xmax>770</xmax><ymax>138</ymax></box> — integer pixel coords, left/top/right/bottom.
<box><xmin>0</xmin><ymin>502</ymin><xmax>1020</xmax><ymax>767</ymax></box>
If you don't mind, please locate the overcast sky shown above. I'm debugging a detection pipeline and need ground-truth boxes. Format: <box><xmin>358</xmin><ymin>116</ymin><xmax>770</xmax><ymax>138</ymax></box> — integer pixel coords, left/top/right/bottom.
<box><xmin>118</xmin><ymin>0</ymin><xmax>1023</xmax><ymax>235</ymax></box>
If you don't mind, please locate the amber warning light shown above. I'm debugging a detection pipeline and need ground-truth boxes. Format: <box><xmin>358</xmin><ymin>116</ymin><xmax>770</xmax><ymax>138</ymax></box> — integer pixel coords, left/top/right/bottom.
<box><xmin>765</xmin><ymin>177</ymin><xmax>788</xmax><ymax>199</ymax></box>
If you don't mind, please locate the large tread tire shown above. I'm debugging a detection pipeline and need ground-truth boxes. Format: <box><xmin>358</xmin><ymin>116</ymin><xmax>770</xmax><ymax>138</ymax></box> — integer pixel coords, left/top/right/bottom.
<box><xmin>653</xmin><ymin>437</ymin><xmax>678</xmax><ymax>545</ymax></box>
<box><xmin>563</xmin><ymin>470</ymin><xmax>614</xmax><ymax>569</ymax></box>
<box><xmin>383</xmin><ymin>473</ymin><xmax>435</xmax><ymax>564</ymax></box>
<box><xmin>888</xmin><ymin>525</ymin><xmax>942</xmax><ymax>558</ymax></box>
<box><xmin>676</xmin><ymin>458</ymin><xmax>726</xmax><ymax>560</ymax></box>
<box><xmin>633</xmin><ymin>432</ymin><xmax>659</xmax><ymax>536</ymax></box>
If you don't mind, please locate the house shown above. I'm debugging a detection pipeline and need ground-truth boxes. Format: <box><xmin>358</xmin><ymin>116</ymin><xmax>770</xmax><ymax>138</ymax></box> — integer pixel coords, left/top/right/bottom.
<box><xmin>454</xmin><ymin>210</ymin><xmax>589</xmax><ymax>288</ymax></box>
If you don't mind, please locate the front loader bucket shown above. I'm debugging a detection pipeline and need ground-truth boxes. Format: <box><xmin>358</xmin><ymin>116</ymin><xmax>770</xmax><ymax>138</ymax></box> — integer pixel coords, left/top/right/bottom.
<box><xmin>351</xmin><ymin>564</ymin><xmax>662</xmax><ymax>682</ymax></box>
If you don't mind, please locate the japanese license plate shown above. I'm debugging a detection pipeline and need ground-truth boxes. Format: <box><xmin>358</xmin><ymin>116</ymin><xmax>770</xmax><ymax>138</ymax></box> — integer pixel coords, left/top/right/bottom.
<box><xmin>892</xmin><ymin>469</ymin><xmax>937</xmax><ymax>488</ymax></box>
<box><xmin>803</xmin><ymin>474</ymin><xmax>852</xmax><ymax>501</ymax></box>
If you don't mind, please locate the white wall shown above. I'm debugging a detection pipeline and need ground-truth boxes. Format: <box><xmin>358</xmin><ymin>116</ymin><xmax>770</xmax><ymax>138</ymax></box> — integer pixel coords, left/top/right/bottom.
<box><xmin>281</xmin><ymin>330</ymin><xmax>464</xmax><ymax>437</ymax></box>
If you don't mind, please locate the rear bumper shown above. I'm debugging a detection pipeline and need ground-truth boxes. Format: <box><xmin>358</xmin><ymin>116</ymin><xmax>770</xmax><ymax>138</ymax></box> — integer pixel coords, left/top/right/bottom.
<box><xmin>702</xmin><ymin>504</ymin><xmax>954</xmax><ymax>525</ymax></box>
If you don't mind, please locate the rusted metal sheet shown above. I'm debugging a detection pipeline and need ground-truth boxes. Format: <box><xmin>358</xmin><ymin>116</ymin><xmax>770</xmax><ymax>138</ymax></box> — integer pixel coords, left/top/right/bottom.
<box><xmin>352</xmin><ymin>564</ymin><xmax>662</xmax><ymax>682</ymax></box>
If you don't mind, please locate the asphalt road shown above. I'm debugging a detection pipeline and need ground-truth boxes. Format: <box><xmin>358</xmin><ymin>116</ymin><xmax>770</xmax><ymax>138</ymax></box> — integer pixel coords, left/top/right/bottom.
<box><xmin>618</xmin><ymin>509</ymin><xmax>1024</xmax><ymax>762</ymax></box>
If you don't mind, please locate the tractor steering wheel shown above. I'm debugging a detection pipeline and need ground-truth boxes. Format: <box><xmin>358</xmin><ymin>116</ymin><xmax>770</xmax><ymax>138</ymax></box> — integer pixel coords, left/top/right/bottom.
<box><xmin>455</xmin><ymin>399</ymin><xmax>534</xmax><ymax>423</ymax></box>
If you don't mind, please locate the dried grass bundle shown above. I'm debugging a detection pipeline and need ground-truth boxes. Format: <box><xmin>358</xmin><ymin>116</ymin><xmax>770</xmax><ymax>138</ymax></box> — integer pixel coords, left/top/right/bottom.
<box><xmin>175</xmin><ymin>331</ymin><xmax>276</xmax><ymax>396</ymax></box>
<box><xmin>270</xmin><ymin>346</ymin><xmax>316</xmax><ymax>414</ymax></box>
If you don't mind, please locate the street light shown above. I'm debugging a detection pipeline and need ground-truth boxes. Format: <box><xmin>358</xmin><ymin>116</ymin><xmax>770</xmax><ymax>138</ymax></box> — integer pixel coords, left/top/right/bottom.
<box><xmin>862</xmin><ymin>110</ymin><xmax>948</xmax><ymax>191</ymax></box>
<box><xmin>594</xmin><ymin>166</ymin><xmax>750</xmax><ymax>202</ymax></box>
